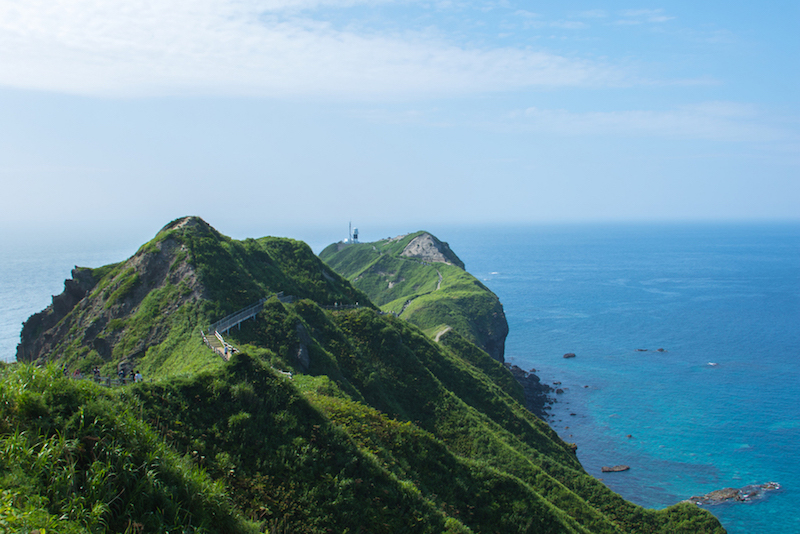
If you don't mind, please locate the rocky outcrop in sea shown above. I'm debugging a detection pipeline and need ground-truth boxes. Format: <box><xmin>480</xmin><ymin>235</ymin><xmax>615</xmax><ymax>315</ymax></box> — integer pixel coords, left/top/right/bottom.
<box><xmin>601</xmin><ymin>465</ymin><xmax>630</xmax><ymax>473</ymax></box>
<box><xmin>506</xmin><ymin>364</ymin><xmax>553</xmax><ymax>419</ymax></box>
<box><xmin>686</xmin><ymin>482</ymin><xmax>781</xmax><ymax>505</ymax></box>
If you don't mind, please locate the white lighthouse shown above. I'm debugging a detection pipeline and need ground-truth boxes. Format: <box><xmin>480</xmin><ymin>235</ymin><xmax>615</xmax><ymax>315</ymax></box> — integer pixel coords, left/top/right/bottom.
<box><xmin>347</xmin><ymin>222</ymin><xmax>359</xmax><ymax>244</ymax></box>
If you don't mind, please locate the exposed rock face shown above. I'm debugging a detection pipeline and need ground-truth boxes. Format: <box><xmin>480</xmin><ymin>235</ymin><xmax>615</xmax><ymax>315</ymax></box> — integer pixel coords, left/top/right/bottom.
<box><xmin>481</xmin><ymin>304</ymin><xmax>508</xmax><ymax>362</ymax></box>
<box><xmin>506</xmin><ymin>364</ymin><xmax>552</xmax><ymax>419</ymax></box>
<box><xmin>401</xmin><ymin>233</ymin><xmax>465</xmax><ymax>269</ymax></box>
<box><xmin>16</xmin><ymin>267</ymin><xmax>99</xmax><ymax>362</ymax></box>
<box><xmin>16</xmin><ymin>219</ymin><xmax>206</xmax><ymax>365</ymax></box>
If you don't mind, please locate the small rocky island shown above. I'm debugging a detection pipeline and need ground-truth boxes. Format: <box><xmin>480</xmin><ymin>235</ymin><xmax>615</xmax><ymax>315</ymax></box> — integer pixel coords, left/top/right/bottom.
<box><xmin>601</xmin><ymin>465</ymin><xmax>631</xmax><ymax>473</ymax></box>
<box><xmin>687</xmin><ymin>482</ymin><xmax>781</xmax><ymax>505</ymax></box>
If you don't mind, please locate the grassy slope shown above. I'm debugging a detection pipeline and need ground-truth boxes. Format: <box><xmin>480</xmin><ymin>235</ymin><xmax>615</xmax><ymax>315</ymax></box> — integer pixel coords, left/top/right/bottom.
<box><xmin>223</xmin><ymin>301</ymin><xmax>723</xmax><ymax>534</ymax></box>
<box><xmin>319</xmin><ymin>233</ymin><xmax>507</xmax><ymax>358</ymax></box>
<box><xmin>319</xmin><ymin>232</ymin><xmax>452</xmax><ymax>308</ymax></box>
<box><xmin>24</xmin><ymin>217</ymin><xmax>370</xmax><ymax>380</ymax></box>
<box><xmin>4</xmin><ymin>219</ymin><xmax>724</xmax><ymax>534</ymax></box>
<box><xmin>0</xmin><ymin>363</ymin><xmax>258</xmax><ymax>534</ymax></box>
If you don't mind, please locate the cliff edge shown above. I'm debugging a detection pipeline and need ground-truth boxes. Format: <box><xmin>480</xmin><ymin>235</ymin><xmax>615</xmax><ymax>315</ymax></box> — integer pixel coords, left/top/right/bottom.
<box><xmin>320</xmin><ymin>230</ymin><xmax>507</xmax><ymax>362</ymax></box>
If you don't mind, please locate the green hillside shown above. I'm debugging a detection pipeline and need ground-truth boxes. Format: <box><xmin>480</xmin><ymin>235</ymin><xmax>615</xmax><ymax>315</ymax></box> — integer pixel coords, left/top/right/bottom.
<box><xmin>2</xmin><ymin>217</ymin><xmax>724</xmax><ymax>533</ymax></box>
<box><xmin>16</xmin><ymin>216</ymin><xmax>369</xmax><ymax>378</ymax></box>
<box><xmin>319</xmin><ymin>232</ymin><xmax>508</xmax><ymax>362</ymax></box>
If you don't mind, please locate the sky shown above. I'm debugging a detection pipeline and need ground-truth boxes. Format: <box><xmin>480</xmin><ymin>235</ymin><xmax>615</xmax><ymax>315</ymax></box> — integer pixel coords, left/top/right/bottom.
<box><xmin>0</xmin><ymin>0</ymin><xmax>798</xmax><ymax>247</ymax></box>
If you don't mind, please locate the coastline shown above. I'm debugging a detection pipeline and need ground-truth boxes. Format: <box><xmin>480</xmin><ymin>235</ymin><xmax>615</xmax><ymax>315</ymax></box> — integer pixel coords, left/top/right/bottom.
<box><xmin>506</xmin><ymin>363</ymin><xmax>554</xmax><ymax>420</ymax></box>
<box><xmin>442</xmin><ymin>223</ymin><xmax>800</xmax><ymax>534</ymax></box>
<box><xmin>2</xmin><ymin>222</ymin><xmax>798</xmax><ymax>534</ymax></box>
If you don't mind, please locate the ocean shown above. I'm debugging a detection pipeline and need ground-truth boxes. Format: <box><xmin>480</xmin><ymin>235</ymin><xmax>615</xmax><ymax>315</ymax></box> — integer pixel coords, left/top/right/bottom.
<box><xmin>444</xmin><ymin>223</ymin><xmax>800</xmax><ymax>534</ymax></box>
<box><xmin>2</xmin><ymin>222</ymin><xmax>798</xmax><ymax>533</ymax></box>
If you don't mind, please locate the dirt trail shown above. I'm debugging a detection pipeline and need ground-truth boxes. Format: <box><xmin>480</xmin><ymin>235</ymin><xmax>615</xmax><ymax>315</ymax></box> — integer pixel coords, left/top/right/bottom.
<box><xmin>434</xmin><ymin>326</ymin><xmax>452</xmax><ymax>342</ymax></box>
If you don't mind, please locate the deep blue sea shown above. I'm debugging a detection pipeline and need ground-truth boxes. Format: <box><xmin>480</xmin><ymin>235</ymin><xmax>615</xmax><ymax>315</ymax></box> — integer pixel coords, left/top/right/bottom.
<box><xmin>2</xmin><ymin>222</ymin><xmax>798</xmax><ymax>533</ymax></box>
<box><xmin>443</xmin><ymin>223</ymin><xmax>800</xmax><ymax>534</ymax></box>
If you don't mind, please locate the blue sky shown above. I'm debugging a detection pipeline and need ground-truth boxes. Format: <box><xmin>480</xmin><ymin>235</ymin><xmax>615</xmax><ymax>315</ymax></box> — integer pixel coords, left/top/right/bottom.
<box><xmin>0</xmin><ymin>0</ymin><xmax>798</xmax><ymax>245</ymax></box>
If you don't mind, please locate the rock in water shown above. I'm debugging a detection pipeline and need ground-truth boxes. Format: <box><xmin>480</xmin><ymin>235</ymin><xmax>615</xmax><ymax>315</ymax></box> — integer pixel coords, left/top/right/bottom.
<box><xmin>601</xmin><ymin>465</ymin><xmax>630</xmax><ymax>473</ymax></box>
<box><xmin>505</xmin><ymin>364</ymin><xmax>552</xmax><ymax>419</ymax></box>
<box><xmin>563</xmin><ymin>353</ymin><xmax>576</xmax><ymax>359</ymax></box>
<box><xmin>687</xmin><ymin>482</ymin><xmax>781</xmax><ymax>505</ymax></box>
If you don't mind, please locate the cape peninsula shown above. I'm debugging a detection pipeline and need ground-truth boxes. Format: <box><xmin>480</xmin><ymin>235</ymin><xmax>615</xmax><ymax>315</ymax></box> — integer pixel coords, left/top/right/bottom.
<box><xmin>2</xmin><ymin>217</ymin><xmax>724</xmax><ymax>533</ymax></box>
<box><xmin>319</xmin><ymin>231</ymin><xmax>508</xmax><ymax>363</ymax></box>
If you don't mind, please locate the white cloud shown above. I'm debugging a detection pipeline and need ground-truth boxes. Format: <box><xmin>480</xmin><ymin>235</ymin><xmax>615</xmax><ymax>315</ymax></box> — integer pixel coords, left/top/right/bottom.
<box><xmin>617</xmin><ymin>8</ymin><xmax>674</xmax><ymax>24</ymax></box>
<box><xmin>0</xmin><ymin>0</ymin><xmax>621</xmax><ymax>98</ymax></box>
<box><xmin>517</xmin><ymin>102</ymin><xmax>797</xmax><ymax>144</ymax></box>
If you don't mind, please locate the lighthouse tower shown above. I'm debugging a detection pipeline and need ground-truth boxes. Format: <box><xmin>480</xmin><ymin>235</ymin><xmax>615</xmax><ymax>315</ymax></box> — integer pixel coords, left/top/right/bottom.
<box><xmin>347</xmin><ymin>222</ymin><xmax>359</xmax><ymax>244</ymax></box>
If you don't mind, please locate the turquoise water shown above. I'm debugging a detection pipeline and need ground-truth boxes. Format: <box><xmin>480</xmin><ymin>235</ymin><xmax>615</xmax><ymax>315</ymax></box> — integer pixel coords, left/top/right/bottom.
<box><xmin>2</xmin><ymin>223</ymin><xmax>798</xmax><ymax>532</ymax></box>
<box><xmin>443</xmin><ymin>223</ymin><xmax>800</xmax><ymax>533</ymax></box>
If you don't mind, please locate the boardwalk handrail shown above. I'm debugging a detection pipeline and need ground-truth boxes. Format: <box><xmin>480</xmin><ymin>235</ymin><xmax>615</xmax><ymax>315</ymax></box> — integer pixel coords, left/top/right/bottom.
<box><xmin>202</xmin><ymin>292</ymin><xmax>400</xmax><ymax>362</ymax></box>
<box><xmin>208</xmin><ymin>298</ymin><xmax>266</xmax><ymax>334</ymax></box>
<box><xmin>206</xmin><ymin>292</ymin><xmax>289</xmax><ymax>334</ymax></box>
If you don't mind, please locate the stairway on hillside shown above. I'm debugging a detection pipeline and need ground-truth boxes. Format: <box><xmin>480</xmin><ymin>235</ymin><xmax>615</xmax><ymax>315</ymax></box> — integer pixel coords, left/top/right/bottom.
<box><xmin>203</xmin><ymin>332</ymin><xmax>229</xmax><ymax>359</ymax></box>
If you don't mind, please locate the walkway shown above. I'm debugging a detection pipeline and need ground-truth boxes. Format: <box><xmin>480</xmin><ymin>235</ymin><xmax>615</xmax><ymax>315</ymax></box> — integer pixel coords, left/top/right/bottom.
<box><xmin>206</xmin><ymin>292</ymin><xmax>292</xmax><ymax>335</ymax></box>
<box><xmin>202</xmin><ymin>330</ymin><xmax>236</xmax><ymax>361</ymax></box>
<box><xmin>202</xmin><ymin>293</ymin><xmax>294</xmax><ymax>361</ymax></box>
<box><xmin>201</xmin><ymin>293</ymin><xmax>388</xmax><ymax>361</ymax></box>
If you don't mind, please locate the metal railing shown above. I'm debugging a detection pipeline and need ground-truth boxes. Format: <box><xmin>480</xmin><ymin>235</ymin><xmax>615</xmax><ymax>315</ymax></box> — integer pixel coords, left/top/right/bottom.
<box><xmin>201</xmin><ymin>293</ymin><xmax>399</xmax><ymax>362</ymax></box>
<box><xmin>202</xmin><ymin>292</ymin><xmax>297</xmax><ymax>360</ymax></box>
<box><xmin>205</xmin><ymin>292</ymin><xmax>292</xmax><ymax>335</ymax></box>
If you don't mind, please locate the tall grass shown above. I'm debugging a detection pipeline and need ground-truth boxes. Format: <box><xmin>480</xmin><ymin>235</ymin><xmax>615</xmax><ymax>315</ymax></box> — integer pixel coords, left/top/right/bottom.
<box><xmin>0</xmin><ymin>363</ymin><xmax>257</xmax><ymax>534</ymax></box>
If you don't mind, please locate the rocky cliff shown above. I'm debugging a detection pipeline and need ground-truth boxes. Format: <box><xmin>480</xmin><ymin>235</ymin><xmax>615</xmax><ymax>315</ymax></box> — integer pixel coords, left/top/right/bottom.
<box><xmin>17</xmin><ymin>217</ymin><xmax>206</xmax><ymax>367</ymax></box>
<box><xmin>319</xmin><ymin>230</ymin><xmax>508</xmax><ymax>362</ymax></box>
<box><xmin>399</xmin><ymin>232</ymin><xmax>466</xmax><ymax>268</ymax></box>
<box><xmin>16</xmin><ymin>216</ymin><xmax>365</xmax><ymax>375</ymax></box>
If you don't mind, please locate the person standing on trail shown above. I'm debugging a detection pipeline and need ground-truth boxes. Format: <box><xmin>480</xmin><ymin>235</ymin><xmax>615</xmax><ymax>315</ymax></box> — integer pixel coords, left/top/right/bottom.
<box><xmin>134</xmin><ymin>370</ymin><xmax>142</xmax><ymax>383</ymax></box>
